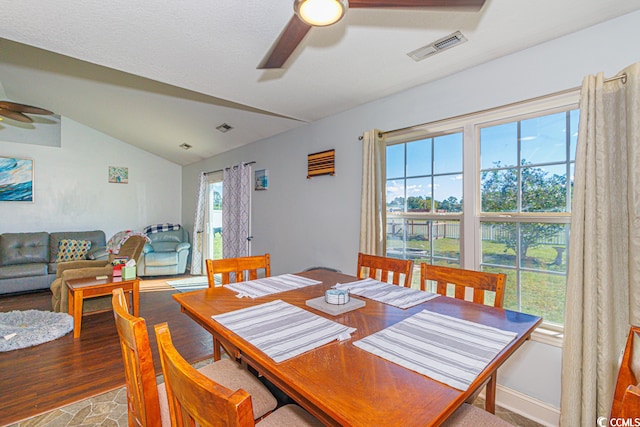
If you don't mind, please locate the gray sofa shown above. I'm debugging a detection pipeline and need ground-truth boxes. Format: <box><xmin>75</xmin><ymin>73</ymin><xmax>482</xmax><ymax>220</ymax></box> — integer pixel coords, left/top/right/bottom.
<box><xmin>137</xmin><ymin>228</ymin><xmax>190</xmax><ymax>276</ymax></box>
<box><xmin>0</xmin><ymin>230</ymin><xmax>108</xmax><ymax>295</ymax></box>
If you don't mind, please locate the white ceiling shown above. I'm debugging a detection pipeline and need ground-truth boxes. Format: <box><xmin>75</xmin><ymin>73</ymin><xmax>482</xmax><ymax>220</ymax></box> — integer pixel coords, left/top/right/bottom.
<box><xmin>0</xmin><ymin>0</ymin><xmax>639</xmax><ymax>165</ymax></box>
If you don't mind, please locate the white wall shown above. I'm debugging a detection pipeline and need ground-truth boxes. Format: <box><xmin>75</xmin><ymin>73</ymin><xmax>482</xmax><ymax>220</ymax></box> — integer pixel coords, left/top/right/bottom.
<box><xmin>182</xmin><ymin>11</ymin><xmax>640</xmax><ymax>424</ymax></box>
<box><xmin>0</xmin><ymin>117</ymin><xmax>181</xmax><ymax>239</ymax></box>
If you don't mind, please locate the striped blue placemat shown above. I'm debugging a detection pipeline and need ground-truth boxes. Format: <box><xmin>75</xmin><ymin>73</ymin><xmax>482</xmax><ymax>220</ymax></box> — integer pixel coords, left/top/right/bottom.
<box><xmin>212</xmin><ymin>300</ymin><xmax>356</xmax><ymax>363</ymax></box>
<box><xmin>334</xmin><ymin>278</ymin><xmax>439</xmax><ymax>309</ymax></box>
<box><xmin>225</xmin><ymin>274</ymin><xmax>322</xmax><ymax>298</ymax></box>
<box><xmin>353</xmin><ymin>310</ymin><xmax>517</xmax><ymax>390</ymax></box>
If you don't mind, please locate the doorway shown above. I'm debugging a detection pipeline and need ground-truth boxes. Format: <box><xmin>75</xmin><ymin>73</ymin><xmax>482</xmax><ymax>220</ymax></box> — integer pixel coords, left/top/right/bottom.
<box><xmin>203</xmin><ymin>172</ymin><xmax>223</xmax><ymax>271</ymax></box>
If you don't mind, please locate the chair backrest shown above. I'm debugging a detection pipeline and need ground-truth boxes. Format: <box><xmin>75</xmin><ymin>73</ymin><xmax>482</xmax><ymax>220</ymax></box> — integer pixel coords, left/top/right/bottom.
<box><xmin>111</xmin><ymin>288</ymin><xmax>162</xmax><ymax>427</ymax></box>
<box><xmin>206</xmin><ymin>254</ymin><xmax>271</xmax><ymax>287</ymax></box>
<box><xmin>611</xmin><ymin>325</ymin><xmax>640</xmax><ymax>419</ymax></box>
<box><xmin>154</xmin><ymin>322</ymin><xmax>255</xmax><ymax>427</ymax></box>
<box><xmin>419</xmin><ymin>264</ymin><xmax>506</xmax><ymax>308</ymax></box>
<box><xmin>356</xmin><ymin>252</ymin><xmax>413</xmax><ymax>287</ymax></box>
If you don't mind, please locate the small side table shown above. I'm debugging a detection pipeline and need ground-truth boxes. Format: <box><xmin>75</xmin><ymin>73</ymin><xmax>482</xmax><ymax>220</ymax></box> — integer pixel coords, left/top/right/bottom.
<box><xmin>66</xmin><ymin>275</ymin><xmax>140</xmax><ymax>339</ymax></box>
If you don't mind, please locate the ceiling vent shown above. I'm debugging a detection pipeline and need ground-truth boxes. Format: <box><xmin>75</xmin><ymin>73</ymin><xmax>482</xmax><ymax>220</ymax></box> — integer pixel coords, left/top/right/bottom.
<box><xmin>179</xmin><ymin>143</ymin><xmax>192</xmax><ymax>150</ymax></box>
<box><xmin>407</xmin><ymin>31</ymin><xmax>467</xmax><ymax>62</ymax></box>
<box><xmin>216</xmin><ymin>123</ymin><xmax>233</xmax><ymax>133</ymax></box>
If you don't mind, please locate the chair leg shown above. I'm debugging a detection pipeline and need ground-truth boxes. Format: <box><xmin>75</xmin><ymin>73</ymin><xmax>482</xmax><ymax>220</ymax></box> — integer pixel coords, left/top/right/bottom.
<box><xmin>213</xmin><ymin>337</ymin><xmax>221</xmax><ymax>361</ymax></box>
<box><xmin>485</xmin><ymin>373</ymin><xmax>497</xmax><ymax>414</ymax></box>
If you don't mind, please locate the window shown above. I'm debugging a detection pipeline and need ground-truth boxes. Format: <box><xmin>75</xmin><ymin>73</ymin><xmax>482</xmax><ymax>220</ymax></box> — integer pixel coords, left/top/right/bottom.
<box><xmin>386</xmin><ymin>132</ymin><xmax>463</xmax><ymax>277</ymax></box>
<box><xmin>479</xmin><ymin>109</ymin><xmax>578</xmax><ymax>327</ymax></box>
<box><xmin>204</xmin><ymin>172</ymin><xmax>224</xmax><ymax>267</ymax></box>
<box><xmin>384</xmin><ymin>93</ymin><xmax>579</xmax><ymax>330</ymax></box>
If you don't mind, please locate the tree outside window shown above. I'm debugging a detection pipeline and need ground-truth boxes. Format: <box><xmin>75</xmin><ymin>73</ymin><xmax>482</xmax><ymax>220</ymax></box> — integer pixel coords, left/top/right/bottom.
<box><xmin>383</xmin><ymin>99</ymin><xmax>578</xmax><ymax>328</ymax></box>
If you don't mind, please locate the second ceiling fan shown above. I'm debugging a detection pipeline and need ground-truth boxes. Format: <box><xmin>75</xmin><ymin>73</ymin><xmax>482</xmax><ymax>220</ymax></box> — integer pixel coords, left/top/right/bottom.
<box><xmin>0</xmin><ymin>101</ymin><xmax>54</xmax><ymax>123</ymax></box>
<box><xmin>258</xmin><ymin>0</ymin><xmax>486</xmax><ymax>69</ymax></box>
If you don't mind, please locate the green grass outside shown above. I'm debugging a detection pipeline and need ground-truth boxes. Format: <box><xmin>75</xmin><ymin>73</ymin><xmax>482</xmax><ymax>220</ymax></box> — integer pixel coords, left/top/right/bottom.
<box><xmin>387</xmin><ymin>236</ymin><xmax>566</xmax><ymax>325</ymax></box>
<box><xmin>213</xmin><ymin>232</ymin><xmax>223</xmax><ymax>260</ymax></box>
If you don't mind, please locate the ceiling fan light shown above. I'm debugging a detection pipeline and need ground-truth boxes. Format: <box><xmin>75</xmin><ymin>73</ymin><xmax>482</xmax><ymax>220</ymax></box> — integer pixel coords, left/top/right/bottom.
<box><xmin>294</xmin><ymin>0</ymin><xmax>348</xmax><ymax>27</ymax></box>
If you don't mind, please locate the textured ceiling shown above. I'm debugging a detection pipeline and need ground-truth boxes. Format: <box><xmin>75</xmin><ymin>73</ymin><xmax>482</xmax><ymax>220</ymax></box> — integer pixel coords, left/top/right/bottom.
<box><xmin>0</xmin><ymin>0</ymin><xmax>639</xmax><ymax>165</ymax></box>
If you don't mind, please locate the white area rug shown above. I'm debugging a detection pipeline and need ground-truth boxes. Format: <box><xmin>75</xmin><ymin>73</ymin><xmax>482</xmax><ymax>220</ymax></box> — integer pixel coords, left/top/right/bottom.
<box><xmin>0</xmin><ymin>310</ymin><xmax>73</xmax><ymax>352</ymax></box>
<box><xmin>166</xmin><ymin>276</ymin><xmax>209</xmax><ymax>292</ymax></box>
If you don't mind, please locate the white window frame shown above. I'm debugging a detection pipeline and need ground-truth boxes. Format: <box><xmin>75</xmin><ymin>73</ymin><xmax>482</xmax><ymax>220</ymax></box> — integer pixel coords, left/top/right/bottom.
<box><xmin>385</xmin><ymin>90</ymin><xmax>579</xmax><ymax>345</ymax></box>
<box><xmin>386</xmin><ymin>128</ymin><xmax>465</xmax><ymax>270</ymax></box>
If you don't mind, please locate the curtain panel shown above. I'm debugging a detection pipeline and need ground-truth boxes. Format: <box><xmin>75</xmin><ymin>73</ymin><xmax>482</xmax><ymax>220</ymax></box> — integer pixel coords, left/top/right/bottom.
<box><xmin>190</xmin><ymin>172</ymin><xmax>207</xmax><ymax>275</ymax></box>
<box><xmin>359</xmin><ymin>129</ymin><xmax>386</xmax><ymax>256</ymax></box>
<box><xmin>560</xmin><ymin>63</ymin><xmax>640</xmax><ymax>425</ymax></box>
<box><xmin>222</xmin><ymin>163</ymin><xmax>251</xmax><ymax>259</ymax></box>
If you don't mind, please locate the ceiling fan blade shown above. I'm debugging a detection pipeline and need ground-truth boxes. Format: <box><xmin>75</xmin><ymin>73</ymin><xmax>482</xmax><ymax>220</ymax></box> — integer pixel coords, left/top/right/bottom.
<box><xmin>0</xmin><ymin>101</ymin><xmax>54</xmax><ymax>115</ymax></box>
<box><xmin>349</xmin><ymin>0</ymin><xmax>485</xmax><ymax>11</ymax></box>
<box><xmin>0</xmin><ymin>108</ymin><xmax>34</xmax><ymax>123</ymax></box>
<box><xmin>258</xmin><ymin>16</ymin><xmax>312</xmax><ymax>69</ymax></box>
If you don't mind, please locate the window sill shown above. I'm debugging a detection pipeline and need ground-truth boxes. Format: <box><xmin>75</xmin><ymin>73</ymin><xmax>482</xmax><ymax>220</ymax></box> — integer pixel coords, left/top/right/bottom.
<box><xmin>530</xmin><ymin>326</ymin><xmax>563</xmax><ymax>348</ymax></box>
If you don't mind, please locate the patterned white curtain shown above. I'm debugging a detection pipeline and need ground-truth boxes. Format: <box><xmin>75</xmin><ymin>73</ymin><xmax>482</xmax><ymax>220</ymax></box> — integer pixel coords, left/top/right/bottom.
<box><xmin>190</xmin><ymin>172</ymin><xmax>207</xmax><ymax>275</ymax></box>
<box><xmin>359</xmin><ymin>129</ymin><xmax>386</xmax><ymax>256</ymax></box>
<box><xmin>560</xmin><ymin>63</ymin><xmax>640</xmax><ymax>425</ymax></box>
<box><xmin>222</xmin><ymin>163</ymin><xmax>251</xmax><ymax>259</ymax></box>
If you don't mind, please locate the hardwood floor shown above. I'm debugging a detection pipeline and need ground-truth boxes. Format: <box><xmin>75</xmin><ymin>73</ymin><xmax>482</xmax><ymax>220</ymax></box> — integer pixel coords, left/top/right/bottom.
<box><xmin>0</xmin><ymin>277</ymin><xmax>212</xmax><ymax>427</ymax></box>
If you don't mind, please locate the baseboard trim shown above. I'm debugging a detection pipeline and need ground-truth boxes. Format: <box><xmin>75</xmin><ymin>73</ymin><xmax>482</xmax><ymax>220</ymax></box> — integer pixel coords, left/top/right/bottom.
<box><xmin>481</xmin><ymin>385</ymin><xmax>560</xmax><ymax>427</ymax></box>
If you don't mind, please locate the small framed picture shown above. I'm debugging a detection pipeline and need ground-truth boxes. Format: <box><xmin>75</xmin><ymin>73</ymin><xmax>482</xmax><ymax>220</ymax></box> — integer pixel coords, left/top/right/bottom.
<box><xmin>109</xmin><ymin>166</ymin><xmax>129</xmax><ymax>184</ymax></box>
<box><xmin>255</xmin><ymin>169</ymin><xmax>268</xmax><ymax>190</ymax></box>
<box><xmin>0</xmin><ymin>156</ymin><xmax>34</xmax><ymax>202</ymax></box>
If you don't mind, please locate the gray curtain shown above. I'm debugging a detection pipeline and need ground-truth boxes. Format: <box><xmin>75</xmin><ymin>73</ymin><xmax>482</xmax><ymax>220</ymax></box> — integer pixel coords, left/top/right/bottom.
<box><xmin>222</xmin><ymin>163</ymin><xmax>251</xmax><ymax>259</ymax></box>
<box><xmin>190</xmin><ymin>172</ymin><xmax>207</xmax><ymax>275</ymax></box>
<box><xmin>360</xmin><ymin>129</ymin><xmax>386</xmax><ymax>256</ymax></box>
<box><xmin>560</xmin><ymin>63</ymin><xmax>640</xmax><ymax>426</ymax></box>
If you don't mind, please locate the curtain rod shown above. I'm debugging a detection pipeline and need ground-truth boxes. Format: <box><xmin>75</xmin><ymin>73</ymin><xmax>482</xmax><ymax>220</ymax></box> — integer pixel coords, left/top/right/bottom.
<box><xmin>205</xmin><ymin>161</ymin><xmax>256</xmax><ymax>175</ymax></box>
<box><xmin>358</xmin><ymin>71</ymin><xmax>628</xmax><ymax>140</ymax></box>
<box><xmin>605</xmin><ymin>72</ymin><xmax>627</xmax><ymax>84</ymax></box>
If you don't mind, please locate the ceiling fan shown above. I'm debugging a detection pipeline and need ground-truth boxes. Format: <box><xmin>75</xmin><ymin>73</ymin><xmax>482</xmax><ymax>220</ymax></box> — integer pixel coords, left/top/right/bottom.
<box><xmin>258</xmin><ymin>0</ymin><xmax>486</xmax><ymax>69</ymax></box>
<box><xmin>0</xmin><ymin>101</ymin><xmax>54</xmax><ymax>123</ymax></box>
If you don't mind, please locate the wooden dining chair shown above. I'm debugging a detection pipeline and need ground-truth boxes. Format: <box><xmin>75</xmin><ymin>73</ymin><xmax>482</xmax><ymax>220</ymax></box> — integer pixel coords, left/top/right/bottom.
<box><xmin>356</xmin><ymin>252</ymin><xmax>413</xmax><ymax>287</ymax></box>
<box><xmin>611</xmin><ymin>325</ymin><xmax>640</xmax><ymax>419</ymax></box>
<box><xmin>112</xmin><ymin>287</ymin><xmax>165</xmax><ymax>426</ymax></box>
<box><xmin>154</xmin><ymin>322</ymin><xmax>323</xmax><ymax>427</ymax></box>
<box><xmin>112</xmin><ymin>289</ymin><xmax>277</xmax><ymax>426</ymax></box>
<box><xmin>419</xmin><ymin>264</ymin><xmax>506</xmax><ymax>308</ymax></box>
<box><xmin>420</xmin><ymin>264</ymin><xmax>507</xmax><ymax>414</ymax></box>
<box><xmin>206</xmin><ymin>254</ymin><xmax>271</xmax><ymax>360</ymax></box>
<box><xmin>206</xmin><ymin>254</ymin><xmax>271</xmax><ymax>287</ymax></box>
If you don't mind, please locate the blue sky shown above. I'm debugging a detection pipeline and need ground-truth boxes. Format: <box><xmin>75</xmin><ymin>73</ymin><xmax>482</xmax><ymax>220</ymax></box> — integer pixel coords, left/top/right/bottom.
<box><xmin>386</xmin><ymin>109</ymin><xmax>578</xmax><ymax>208</ymax></box>
<box><xmin>387</xmin><ymin>133</ymin><xmax>463</xmax><ymax>204</ymax></box>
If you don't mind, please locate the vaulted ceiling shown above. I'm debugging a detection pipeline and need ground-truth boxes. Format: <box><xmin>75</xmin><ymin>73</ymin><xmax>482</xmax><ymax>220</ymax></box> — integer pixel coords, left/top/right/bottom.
<box><xmin>0</xmin><ymin>0</ymin><xmax>638</xmax><ymax>165</ymax></box>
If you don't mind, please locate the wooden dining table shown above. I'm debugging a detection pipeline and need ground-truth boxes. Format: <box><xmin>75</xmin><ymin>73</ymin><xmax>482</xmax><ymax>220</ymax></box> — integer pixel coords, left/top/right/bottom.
<box><xmin>173</xmin><ymin>269</ymin><xmax>542</xmax><ymax>426</ymax></box>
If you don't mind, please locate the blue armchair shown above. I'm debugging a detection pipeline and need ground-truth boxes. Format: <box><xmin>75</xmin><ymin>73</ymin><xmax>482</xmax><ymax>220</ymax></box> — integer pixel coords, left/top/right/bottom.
<box><xmin>137</xmin><ymin>228</ymin><xmax>190</xmax><ymax>276</ymax></box>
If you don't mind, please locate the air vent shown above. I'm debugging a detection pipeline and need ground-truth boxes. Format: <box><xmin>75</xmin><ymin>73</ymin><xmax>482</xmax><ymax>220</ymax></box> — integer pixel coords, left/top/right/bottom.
<box><xmin>408</xmin><ymin>31</ymin><xmax>467</xmax><ymax>62</ymax></box>
<box><xmin>179</xmin><ymin>143</ymin><xmax>192</xmax><ymax>150</ymax></box>
<box><xmin>216</xmin><ymin>123</ymin><xmax>233</xmax><ymax>133</ymax></box>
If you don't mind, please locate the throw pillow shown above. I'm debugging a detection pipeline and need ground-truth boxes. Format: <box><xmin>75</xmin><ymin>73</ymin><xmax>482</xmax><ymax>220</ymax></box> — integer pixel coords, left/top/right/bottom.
<box><xmin>55</xmin><ymin>239</ymin><xmax>92</xmax><ymax>263</ymax></box>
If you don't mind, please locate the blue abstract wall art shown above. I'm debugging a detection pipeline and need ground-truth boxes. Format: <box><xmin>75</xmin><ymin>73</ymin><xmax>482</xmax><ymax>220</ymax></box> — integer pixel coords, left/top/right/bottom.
<box><xmin>0</xmin><ymin>157</ymin><xmax>34</xmax><ymax>202</ymax></box>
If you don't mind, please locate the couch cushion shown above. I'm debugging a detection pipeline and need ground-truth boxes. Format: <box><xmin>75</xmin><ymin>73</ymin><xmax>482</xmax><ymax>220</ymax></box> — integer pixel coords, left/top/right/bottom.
<box><xmin>150</xmin><ymin>242</ymin><xmax>179</xmax><ymax>253</ymax></box>
<box><xmin>87</xmin><ymin>246</ymin><xmax>109</xmax><ymax>260</ymax></box>
<box><xmin>55</xmin><ymin>239</ymin><xmax>92</xmax><ymax>262</ymax></box>
<box><xmin>0</xmin><ymin>273</ymin><xmax>54</xmax><ymax>294</ymax></box>
<box><xmin>144</xmin><ymin>251</ymin><xmax>178</xmax><ymax>267</ymax></box>
<box><xmin>49</xmin><ymin>231</ymin><xmax>106</xmax><ymax>263</ymax></box>
<box><xmin>0</xmin><ymin>263</ymin><xmax>48</xmax><ymax>279</ymax></box>
<box><xmin>0</xmin><ymin>232</ymin><xmax>49</xmax><ymax>266</ymax></box>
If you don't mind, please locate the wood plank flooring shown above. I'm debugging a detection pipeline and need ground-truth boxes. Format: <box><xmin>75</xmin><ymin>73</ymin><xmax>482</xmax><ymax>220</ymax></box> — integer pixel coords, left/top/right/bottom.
<box><xmin>0</xmin><ymin>277</ymin><xmax>211</xmax><ymax>427</ymax></box>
